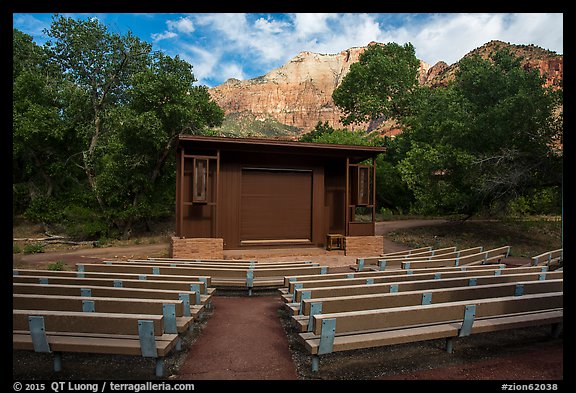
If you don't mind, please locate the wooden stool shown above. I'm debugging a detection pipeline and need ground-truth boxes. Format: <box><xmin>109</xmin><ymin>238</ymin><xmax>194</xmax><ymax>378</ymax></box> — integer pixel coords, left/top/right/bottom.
<box><xmin>326</xmin><ymin>234</ymin><xmax>344</xmax><ymax>251</ymax></box>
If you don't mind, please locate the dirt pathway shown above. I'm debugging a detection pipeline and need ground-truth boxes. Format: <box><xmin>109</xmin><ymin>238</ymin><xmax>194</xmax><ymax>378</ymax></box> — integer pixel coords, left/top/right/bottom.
<box><xmin>176</xmin><ymin>295</ymin><xmax>298</xmax><ymax>380</ymax></box>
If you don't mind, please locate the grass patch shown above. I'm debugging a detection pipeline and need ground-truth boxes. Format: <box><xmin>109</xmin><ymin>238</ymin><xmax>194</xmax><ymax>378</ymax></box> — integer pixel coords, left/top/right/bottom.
<box><xmin>22</xmin><ymin>243</ymin><xmax>45</xmax><ymax>254</ymax></box>
<box><xmin>387</xmin><ymin>218</ymin><xmax>562</xmax><ymax>258</ymax></box>
<box><xmin>47</xmin><ymin>260</ymin><xmax>67</xmax><ymax>271</ymax></box>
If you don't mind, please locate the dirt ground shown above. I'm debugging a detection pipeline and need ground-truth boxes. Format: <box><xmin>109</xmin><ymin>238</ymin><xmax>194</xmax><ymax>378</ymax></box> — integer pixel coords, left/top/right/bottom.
<box><xmin>12</xmin><ymin>220</ymin><xmax>564</xmax><ymax>382</ymax></box>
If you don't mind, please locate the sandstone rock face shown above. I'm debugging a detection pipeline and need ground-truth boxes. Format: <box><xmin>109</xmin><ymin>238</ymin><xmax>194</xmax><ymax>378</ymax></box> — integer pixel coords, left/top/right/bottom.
<box><xmin>209</xmin><ymin>46</ymin><xmax>367</xmax><ymax>132</ymax></box>
<box><xmin>209</xmin><ymin>41</ymin><xmax>562</xmax><ymax>135</ymax></box>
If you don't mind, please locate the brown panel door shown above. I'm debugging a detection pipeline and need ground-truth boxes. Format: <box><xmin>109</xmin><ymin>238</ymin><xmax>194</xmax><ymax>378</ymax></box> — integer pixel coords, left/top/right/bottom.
<box><xmin>240</xmin><ymin>169</ymin><xmax>312</xmax><ymax>242</ymax></box>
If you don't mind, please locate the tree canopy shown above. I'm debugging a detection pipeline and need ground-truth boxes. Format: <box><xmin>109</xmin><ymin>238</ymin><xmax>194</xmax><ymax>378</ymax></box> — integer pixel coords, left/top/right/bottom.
<box><xmin>331</xmin><ymin>43</ymin><xmax>562</xmax><ymax>217</ymax></box>
<box><xmin>332</xmin><ymin>42</ymin><xmax>421</xmax><ymax>126</ymax></box>
<box><xmin>13</xmin><ymin>16</ymin><xmax>223</xmax><ymax>239</ymax></box>
<box><xmin>398</xmin><ymin>49</ymin><xmax>562</xmax><ymax>216</ymax></box>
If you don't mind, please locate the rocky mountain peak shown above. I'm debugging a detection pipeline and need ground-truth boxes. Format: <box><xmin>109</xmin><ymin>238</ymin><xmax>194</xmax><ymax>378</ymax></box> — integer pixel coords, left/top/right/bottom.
<box><xmin>209</xmin><ymin>41</ymin><xmax>562</xmax><ymax>137</ymax></box>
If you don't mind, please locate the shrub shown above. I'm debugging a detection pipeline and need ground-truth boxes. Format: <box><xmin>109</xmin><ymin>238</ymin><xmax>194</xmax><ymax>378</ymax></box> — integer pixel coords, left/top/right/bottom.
<box><xmin>47</xmin><ymin>260</ymin><xmax>66</xmax><ymax>271</ymax></box>
<box><xmin>61</xmin><ymin>205</ymin><xmax>111</xmax><ymax>240</ymax></box>
<box><xmin>379</xmin><ymin>207</ymin><xmax>394</xmax><ymax>220</ymax></box>
<box><xmin>22</xmin><ymin>243</ymin><xmax>45</xmax><ymax>254</ymax></box>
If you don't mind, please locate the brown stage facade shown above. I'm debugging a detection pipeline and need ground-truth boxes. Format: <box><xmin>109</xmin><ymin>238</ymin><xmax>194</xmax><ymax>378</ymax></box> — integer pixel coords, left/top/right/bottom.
<box><xmin>175</xmin><ymin>135</ymin><xmax>385</xmax><ymax>250</ymax></box>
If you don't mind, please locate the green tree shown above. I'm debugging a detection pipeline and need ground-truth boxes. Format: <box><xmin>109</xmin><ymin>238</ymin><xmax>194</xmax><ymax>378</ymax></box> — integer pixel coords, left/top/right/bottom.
<box><xmin>399</xmin><ymin>49</ymin><xmax>562</xmax><ymax>216</ymax></box>
<box><xmin>13</xmin><ymin>29</ymin><xmax>83</xmax><ymax>224</ymax></box>
<box><xmin>13</xmin><ymin>18</ymin><xmax>225</xmax><ymax>239</ymax></box>
<box><xmin>44</xmin><ymin>15</ymin><xmax>153</xmax><ymax>223</ymax></box>
<box><xmin>102</xmin><ymin>52</ymin><xmax>224</xmax><ymax>236</ymax></box>
<box><xmin>299</xmin><ymin>121</ymin><xmax>335</xmax><ymax>142</ymax></box>
<box><xmin>332</xmin><ymin>42</ymin><xmax>421</xmax><ymax>126</ymax></box>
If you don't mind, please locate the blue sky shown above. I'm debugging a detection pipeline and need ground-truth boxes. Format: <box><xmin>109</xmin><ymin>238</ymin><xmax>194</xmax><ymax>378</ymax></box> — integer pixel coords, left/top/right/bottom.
<box><xmin>13</xmin><ymin>13</ymin><xmax>563</xmax><ymax>88</ymax></box>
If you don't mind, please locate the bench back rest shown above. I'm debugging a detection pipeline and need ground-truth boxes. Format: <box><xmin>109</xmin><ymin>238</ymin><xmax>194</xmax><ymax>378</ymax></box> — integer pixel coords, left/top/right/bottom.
<box><xmin>112</xmin><ymin>260</ymin><xmax>317</xmax><ymax>269</ymax></box>
<box><xmin>13</xmin><ymin>283</ymin><xmax>197</xmax><ymax>303</ymax></box>
<box><xmin>301</xmin><ymin>279</ymin><xmax>563</xmax><ymax>316</ymax></box>
<box><xmin>13</xmin><ymin>275</ymin><xmax>206</xmax><ymax>294</ymax></box>
<box><xmin>13</xmin><ymin>294</ymin><xmax>185</xmax><ymax>317</ymax></box>
<box><xmin>313</xmin><ymin>292</ymin><xmax>563</xmax><ymax>335</ymax></box>
<box><xmin>252</xmin><ymin>266</ymin><xmax>328</xmax><ymax>279</ymax></box>
<box><xmin>14</xmin><ymin>309</ymin><xmax>165</xmax><ymax>336</ymax></box>
<box><xmin>358</xmin><ymin>246</ymin><xmax>507</xmax><ymax>269</ymax></box>
<box><xmin>289</xmin><ymin>265</ymin><xmax>548</xmax><ymax>295</ymax></box>
<box><xmin>77</xmin><ymin>263</ymin><xmax>247</xmax><ymax>279</ymax></box>
<box><xmin>13</xmin><ymin>269</ymin><xmax>212</xmax><ymax>287</ymax></box>
<box><xmin>295</xmin><ymin>270</ymin><xmax>563</xmax><ymax>302</ymax></box>
<box><xmin>531</xmin><ymin>249</ymin><xmax>563</xmax><ymax>266</ymax></box>
<box><xmin>381</xmin><ymin>246</ymin><xmax>433</xmax><ymax>257</ymax></box>
<box><xmin>146</xmin><ymin>257</ymin><xmax>254</xmax><ymax>263</ymax></box>
<box><xmin>284</xmin><ymin>264</ymin><xmax>506</xmax><ymax>287</ymax></box>
<box><xmin>400</xmin><ymin>246</ymin><xmax>511</xmax><ymax>269</ymax></box>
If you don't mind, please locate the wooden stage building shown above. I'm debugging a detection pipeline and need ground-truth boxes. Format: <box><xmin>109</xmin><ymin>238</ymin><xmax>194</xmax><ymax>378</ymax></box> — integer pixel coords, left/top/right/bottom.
<box><xmin>171</xmin><ymin>135</ymin><xmax>385</xmax><ymax>259</ymax></box>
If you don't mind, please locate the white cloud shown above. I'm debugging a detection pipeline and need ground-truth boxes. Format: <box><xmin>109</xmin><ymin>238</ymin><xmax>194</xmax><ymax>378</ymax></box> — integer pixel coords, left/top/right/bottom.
<box><xmin>176</xmin><ymin>43</ymin><xmax>221</xmax><ymax>85</ymax></box>
<box><xmin>219</xmin><ymin>63</ymin><xmax>246</xmax><ymax>81</ymax></box>
<box><xmin>151</xmin><ymin>15</ymin><xmax>195</xmax><ymax>43</ymax></box>
<box><xmin>151</xmin><ymin>31</ymin><xmax>178</xmax><ymax>42</ymax></box>
<box><xmin>254</xmin><ymin>17</ymin><xmax>288</xmax><ymax>34</ymax></box>
<box><xmin>391</xmin><ymin>13</ymin><xmax>563</xmax><ymax>66</ymax></box>
<box><xmin>192</xmin><ymin>13</ymin><xmax>289</xmax><ymax>64</ymax></box>
<box><xmin>167</xmin><ymin>16</ymin><xmax>195</xmax><ymax>34</ymax></box>
<box><xmin>290</xmin><ymin>13</ymin><xmax>334</xmax><ymax>38</ymax></box>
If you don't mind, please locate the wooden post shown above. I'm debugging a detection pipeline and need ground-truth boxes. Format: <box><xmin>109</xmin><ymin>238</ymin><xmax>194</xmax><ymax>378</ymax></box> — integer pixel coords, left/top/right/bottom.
<box><xmin>345</xmin><ymin>158</ymin><xmax>350</xmax><ymax>236</ymax></box>
<box><xmin>178</xmin><ymin>147</ymin><xmax>185</xmax><ymax>238</ymax></box>
<box><xmin>372</xmin><ymin>157</ymin><xmax>376</xmax><ymax>234</ymax></box>
<box><xmin>215</xmin><ymin>149</ymin><xmax>220</xmax><ymax>238</ymax></box>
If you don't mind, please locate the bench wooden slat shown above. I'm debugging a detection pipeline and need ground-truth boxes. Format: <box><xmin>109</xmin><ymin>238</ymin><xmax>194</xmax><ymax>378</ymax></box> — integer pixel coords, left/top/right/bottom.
<box><xmin>13</xmin><ymin>283</ymin><xmax>198</xmax><ymax>299</ymax></box>
<box><xmin>303</xmin><ymin>324</ymin><xmax>459</xmax><ymax>355</ymax></box>
<box><xmin>13</xmin><ymin>333</ymin><xmax>177</xmax><ymax>357</ymax></box>
<box><xmin>13</xmin><ymin>294</ymin><xmax>186</xmax><ymax>317</ymax></box>
<box><xmin>466</xmin><ymin>309</ymin><xmax>563</xmax><ymax>334</ymax></box>
<box><xmin>13</xmin><ymin>310</ymin><xmax>165</xmax><ymax>336</ymax></box>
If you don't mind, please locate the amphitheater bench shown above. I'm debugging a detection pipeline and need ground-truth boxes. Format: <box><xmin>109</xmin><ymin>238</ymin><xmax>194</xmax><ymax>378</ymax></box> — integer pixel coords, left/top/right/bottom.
<box><xmin>14</xmin><ymin>269</ymin><xmax>213</xmax><ymax>294</ymax></box>
<box><xmin>531</xmin><ymin>249</ymin><xmax>563</xmax><ymax>269</ymax></box>
<box><xmin>12</xmin><ymin>284</ymin><xmax>207</xmax><ymax>320</ymax></box>
<box><xmin>283</xmin><ymin>263</ymin><xmax>505</xmax><ymax>292</ymax></box>
<box><xmin>76</xmin><ymin>263</ymin><xmax>327</xmax><ymax>295</ymax></box>
<box><xmin>284</xmin><ymin>266</ymin><xmax>552</xmax><ymax>305</ymax></box>
<box><xmin>299</xmin><ymin>292</ymin><xmax>563</xmax><ymax>372</ymax></box>
<box><xmin>12</xmin><ymin>274</ymin><xmax>212</xmax><ymax>309</ymax></box>
<box><xmin>355</xmin><ymin>246</ymin><xmax>485</xmax><ymax>271</ymax></box>
<box><xmin>398</xmin><ymin>246</ymin><xmax>511</xmax><ymax>270</ymax></box>
<box><xmin>292</xmin><ymin>278</ymin><xmax>563</xmax><ymax>332</ymax></box>
<box><xmin>13</xmin><ymin>294</ymin><xmax>195</xmax><ymax>335</ymax></box>
<box><xmin>380</xmin><ymin>246</ymin><xmax>433</xmax><ymax>257</ymax></box>
<box><xmin>13</xmin><ymin>310</ymin><xmax>179</xmax><ymax>377</ymax></box>
<box><xmin>130</xmin><ymin>259</ymin><xmax>315</xmax><ymax>268</ymax></box>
